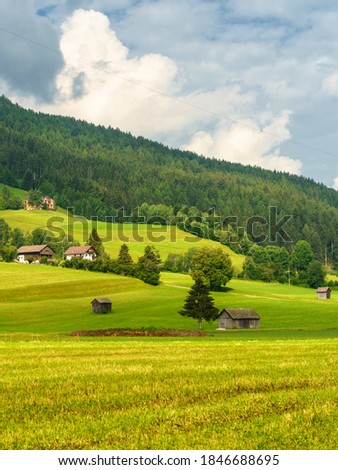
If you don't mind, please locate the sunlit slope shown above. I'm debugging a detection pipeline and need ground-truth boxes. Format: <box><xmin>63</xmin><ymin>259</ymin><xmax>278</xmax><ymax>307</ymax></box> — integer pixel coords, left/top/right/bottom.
<box><xmin>0</xmin><ymin>264</ymin><xmax>337</xmax><ymax>335</ymax></box>
<box><xmin>0</xmin><ymin>208</ymin><xmax>245</xmax><ymax>271</ymax></box>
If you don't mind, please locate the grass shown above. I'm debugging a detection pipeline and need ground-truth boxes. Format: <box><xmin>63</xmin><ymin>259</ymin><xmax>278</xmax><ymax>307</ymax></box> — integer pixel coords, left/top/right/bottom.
<box><xmin>0</xmin><ymin>183</ymin><xmax>27</xmax><ymax>200</ymax></box>
<box><xmin>0</xmin><ymin>264</ymin><xmax>337</xmax><ymax>337</ymax></box>
<box><xmin>0</xmin><ymin>208</ymin><xmax>244</xmax><ymax>271</ymax></box>
<box><xmin>0</xmin><ymin>260</ymin><xmax>336</xmax><ymax>451</ymax></box>
<box><xmin>0</xmin><ymin>339</ymin><xmax>337</xmax><ymax>449</ymax></box>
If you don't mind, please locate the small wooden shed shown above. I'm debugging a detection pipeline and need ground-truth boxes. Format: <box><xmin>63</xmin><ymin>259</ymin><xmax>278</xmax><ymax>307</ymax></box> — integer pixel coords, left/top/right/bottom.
<box><xmin>218</xmin><ymin>308</ymin><xmax>260</xmax><ymax>329</ymax></box>
<box><xmin>91</xmin><ymin>298</ymin><xmax>112</xmax><ymax>314</ymax></box>
<box><xmin>316</xmin><ymin>287</ymin><xmax>331</xmax><ymax>299</ymax></box>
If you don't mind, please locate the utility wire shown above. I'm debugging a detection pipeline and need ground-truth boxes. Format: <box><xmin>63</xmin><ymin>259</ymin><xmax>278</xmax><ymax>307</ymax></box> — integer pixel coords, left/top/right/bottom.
<box><xmin>0</xmin><ymin>24</ymin><xmax>338</xmax><ymax>160</ymax></box>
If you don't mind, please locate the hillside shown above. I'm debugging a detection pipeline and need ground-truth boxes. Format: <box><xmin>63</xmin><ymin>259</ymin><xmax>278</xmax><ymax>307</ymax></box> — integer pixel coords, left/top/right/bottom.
<box><xmin>0</xmin><ymin>96</ymin><xmax>337</xmax><ymax>264</ymax></box>
<box><xmin>0</xmin><ymin>263</ymin><xmax>337</xmax><ymax>336</ymax></box>
<box><xmin>0</xmin><ymin>207</ymin><xmax>245</xmax><ymax>271</ymax></box>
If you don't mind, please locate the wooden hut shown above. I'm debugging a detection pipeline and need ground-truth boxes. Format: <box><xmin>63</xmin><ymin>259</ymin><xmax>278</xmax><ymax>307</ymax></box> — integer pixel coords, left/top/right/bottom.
<box><xmin>91</xmin><ymin>298</ymin><xmax>112</xmax><ymax>314</ymax></box>
<box><xmin>17</xmin><ymin>244</ymin><xmax>55</xmax><ymax>263</ymax></box>
<box><xmin>316</xmin><ymin>287</ymin><xmax>331</xmax><ymax>299</ymax></box>
<box><xmin>217</xmin><ymin>308</ymin><xmax>260</xmax><ymax>329</ymax></box>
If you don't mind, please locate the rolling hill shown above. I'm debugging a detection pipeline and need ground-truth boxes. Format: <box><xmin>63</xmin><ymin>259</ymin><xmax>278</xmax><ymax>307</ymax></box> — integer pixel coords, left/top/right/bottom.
<box><xmin>0</xmin><ymin>96</ymin><xmax>337</xmax><ymax>266</ymax></box>
<box><xmin>0</xmin><ymin>263</ymin><xmax>337</xmax><ymax>337</ymax></box>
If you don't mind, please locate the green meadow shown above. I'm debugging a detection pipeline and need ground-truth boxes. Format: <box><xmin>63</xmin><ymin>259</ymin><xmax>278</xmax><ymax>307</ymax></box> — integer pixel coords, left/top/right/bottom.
<box><xmin>0</xmin><ymin>208</ymin><xmax>245</xmax><ymax>272</ymax></box>
<box><xmin>0</xmin><ymin>206</ymin><xmax>337</xmax><ymax>450</ymax></box>
<box><xmin>0</xmin><ymin>263</ymin><xmax>337</xmax><ymax>336</ymax></box>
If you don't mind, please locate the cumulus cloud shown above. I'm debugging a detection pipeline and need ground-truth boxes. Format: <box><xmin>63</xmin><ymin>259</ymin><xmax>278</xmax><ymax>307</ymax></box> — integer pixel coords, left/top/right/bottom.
<box><xmin>183</xmin><ymin>111</ymin><xmax>302</xmax><ymax>175</ymax></box>
<box><xmin>333</xmin><ymin>176</ymin><xmax>338</xmax><ymax>190</ymax></box>
<box><xmin>39</xmin><ymin>8</ymin><xmax>297</xmax><ymax>174</ymax></box>
<box><xmin>43</xmin><ymin>9</ymin><xmax>183</xmax><ymax>136</ymax></box>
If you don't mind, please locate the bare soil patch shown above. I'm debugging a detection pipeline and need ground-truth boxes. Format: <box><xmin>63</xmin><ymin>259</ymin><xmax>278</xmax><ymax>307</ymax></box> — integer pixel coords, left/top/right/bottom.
<box><xmin>69</xmin><ymin>328</ymin><xmax>207</xmax><ymax>337</ymax></box>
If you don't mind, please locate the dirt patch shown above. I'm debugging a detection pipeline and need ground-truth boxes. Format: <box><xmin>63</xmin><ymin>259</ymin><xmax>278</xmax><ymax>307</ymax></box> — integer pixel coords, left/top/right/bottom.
<box><xmin>69</xmin><ymin>328</ymin><xmax>207</xmax><ymax>337</ymax></box>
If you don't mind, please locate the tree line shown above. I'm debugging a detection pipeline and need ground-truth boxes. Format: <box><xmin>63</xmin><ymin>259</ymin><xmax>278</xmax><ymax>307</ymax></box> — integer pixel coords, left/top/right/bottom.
<box><xmin>0</xmin><ymin>95</ymin><xmax>337</xmax><ymax>268</ymax></box>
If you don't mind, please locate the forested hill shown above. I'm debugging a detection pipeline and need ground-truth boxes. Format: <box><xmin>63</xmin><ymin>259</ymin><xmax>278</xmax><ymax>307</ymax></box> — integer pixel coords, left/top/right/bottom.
<box><xmin>0</xmin><ymin>95</ymin><xmax>337</xmax><ymax>260</ymax></box>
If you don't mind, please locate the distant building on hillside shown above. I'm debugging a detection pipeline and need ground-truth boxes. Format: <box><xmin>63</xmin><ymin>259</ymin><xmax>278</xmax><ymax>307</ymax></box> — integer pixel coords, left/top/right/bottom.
<box><xmin>316</xmin><ymin>287</ymin><xmax>331</xmax><ymax>299</ymax></box>
<box><xmin>91</xmin><ymin>298</ymin><xmax>112</xmax><ymax>314</ymax></box>
<box><xmin>64</xmin><ymin>245</ymin><xmax>98</xmax><ymax>261</ymax></box>
<box><xmin>17</xmin><ymin>245</ymin><xmax>55</xmax><ymax>263</ymax></box>
<box><xmin>217</xmin><ymin>308</ymin><xmax>260</xmax><ymax>329</ymax></box>
<box><xmin>24</xmin><ymin>196</ymin><xmax>56</xmax><ymax>211</ymax></box>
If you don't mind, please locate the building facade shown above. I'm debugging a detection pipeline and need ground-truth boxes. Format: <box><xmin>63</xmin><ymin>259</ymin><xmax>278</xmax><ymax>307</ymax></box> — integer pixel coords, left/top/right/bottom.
<box><xmin>17</xmin><ymin>245</ymin><xmax>55</xmax><ymax>263</ymax></box>
<box><xmin>218</xmin><ymin>308</ymin><xmax>260</xmax><ymax>329</ymax></box>
<box><xmin>64</xmin><ymin>246</ymin><xmax>98</xmax><ymax>261</ymax></box>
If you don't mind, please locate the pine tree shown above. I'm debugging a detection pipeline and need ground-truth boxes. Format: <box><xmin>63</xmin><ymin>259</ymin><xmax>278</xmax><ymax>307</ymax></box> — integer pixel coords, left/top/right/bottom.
<box><xmin>179</xmin><ymin>278</ymin><xmax>219</xmax><ymax>330</ymax></box>
<box><xmin>117</xmin><ymin>244</ymin><xmax>133</xmax><ymax>265</ymax></box>
<box><xmin>137</xmin><ymin>245</ymin><xmax>161</xmax><ymax>285</ymax></box>
<box><xmin>87</xmin><ymin>228</ymin><xmax>106</xmax><ymax>258</ymax></box>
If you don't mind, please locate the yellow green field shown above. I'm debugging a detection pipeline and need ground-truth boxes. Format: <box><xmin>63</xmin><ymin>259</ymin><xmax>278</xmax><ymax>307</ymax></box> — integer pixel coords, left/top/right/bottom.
<box><xmin>0</xmin><ymin>208</ymin><xmax>245</xmax><ymax>271</ymax></box>
<box><xmin>1</xmin><ymin>193</ymin><xmax>337</xmax><ymax>450</ymax></box>
<box><xmin>0</xmin><ymin>339</ymin><xmax>337</xmax><ymax>449</ymax></box>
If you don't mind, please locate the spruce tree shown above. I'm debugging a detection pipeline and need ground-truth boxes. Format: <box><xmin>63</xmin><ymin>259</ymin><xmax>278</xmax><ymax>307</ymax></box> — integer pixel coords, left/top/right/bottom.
<box><xmin>117</xmin><ymin>244</ymin><xmax>133</xmax><ymax>265</ymax></box>
<box><xmin>179</xmin><ymin>278</ymin><xmax>219</xmax><ymax>330</ymax></box>
<box><xmin>87</xmin><ymin>228</ymin><xmax>106</xmax><ymax>258</ymax></box>
<box><xmin>137</xmin><ymin>245</ymin><xmax>161</xmax><ymax>285</ymax></box>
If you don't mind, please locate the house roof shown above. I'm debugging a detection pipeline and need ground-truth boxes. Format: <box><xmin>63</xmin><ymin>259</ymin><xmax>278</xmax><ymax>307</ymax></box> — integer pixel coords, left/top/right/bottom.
<box><xmin>64</xmin><ymin>245</ymin><xmax>97</xmax><ymax>255</ymax></box>
<box><xmin>316</xmin><ymin>287</ymin><xmax>330</xmax><ymax>293</ymax></box>
<box><xmin>219</xmin><ymin>308</ymin><xmax>260</xmax><ymax>320</ymax></box>
<box><xmin>17</xmin><ymin>244</ymin><xmax>54</xmax><ymax>254</ymax></box>
<box><xmin>91</xmin><ymin>298</ymin><xmax>112</xmax><ymax>304</ymax></box>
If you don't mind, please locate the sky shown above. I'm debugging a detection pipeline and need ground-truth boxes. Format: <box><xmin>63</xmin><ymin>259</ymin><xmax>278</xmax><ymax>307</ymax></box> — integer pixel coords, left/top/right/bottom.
<box><xmin>0</xmin><ymin>1</ymin><xmax>338</xmax><ymax>189</ymax></box>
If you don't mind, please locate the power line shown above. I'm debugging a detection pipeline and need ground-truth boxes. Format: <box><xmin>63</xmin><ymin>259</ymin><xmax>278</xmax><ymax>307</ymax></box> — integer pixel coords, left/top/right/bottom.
<box><xmin>0</xmin><ymin>24</ymin><xmax>338</xmax><ymax>160</ymax></box>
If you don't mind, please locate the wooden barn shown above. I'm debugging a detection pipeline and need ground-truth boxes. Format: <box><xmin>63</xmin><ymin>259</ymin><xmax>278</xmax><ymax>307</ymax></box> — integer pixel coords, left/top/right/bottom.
<box><xmin>91</xmin><ymin>298</ymin><xmax>112</xmax><ymax>314</ymax></box>
<box><xmin>217</xmin><ymin>308</ymin><xmax>260</xmax><ymax>329</ymax></box>
<box><xmin>17</xmin><ymin>244</ymin><xmax>55</xmax><ymax>263</ymax></box>
<box><xmin>316</xmin><ymin>287</ymin><xmax>331</xmax><ymax>299</ymax></box>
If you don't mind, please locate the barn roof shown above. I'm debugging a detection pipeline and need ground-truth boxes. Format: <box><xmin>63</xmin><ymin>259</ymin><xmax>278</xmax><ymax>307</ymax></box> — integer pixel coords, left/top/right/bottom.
<box><xmin>219</xmin><ymin>308</ymin><xmax>260</xmax><ymax>320</ymax></box>
<box><xmin>17</xmin><ymin>244</ymin><xmax>54</xmax><ymax>254</ymax></box>
<box><xmin>64</xmin><ymin>245</ymin><xmax>97</xmax><ymax>255</ymax></box>
<box><xmin>316</xmin><ymin>287</ymin><xmax>330</xmax><ymax>293</ymax></box>
<box><xmin>91</xmin><ymin>298</ymin><xmax>112</xmax><ymax>304</ymax></box>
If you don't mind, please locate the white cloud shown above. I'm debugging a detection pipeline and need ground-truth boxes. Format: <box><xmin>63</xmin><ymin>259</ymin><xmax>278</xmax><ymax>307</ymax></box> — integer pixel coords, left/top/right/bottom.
<box><xmin>333</xmin><ymin>176</ymin><xmax>338</xmax><ymax>190</ymax></box>
<box><xmin>33</xmin><ymin>8</ymin><xmax>301</xmax><ymax>174</ymax></box>
<box><xmin>321</xmin><ymin>72</ymin><xmax>338</xmax><ymax>96</ymax></box>
<box><xmin>183</xmin><ymin>111</ymin><xmax>302</xmax><ymax>175</ymax></box>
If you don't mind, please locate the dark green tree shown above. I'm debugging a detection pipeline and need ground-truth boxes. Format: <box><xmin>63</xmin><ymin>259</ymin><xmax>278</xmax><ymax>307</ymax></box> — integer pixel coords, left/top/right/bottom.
<box><xmin>10</xmin><ymin>227</ymin><xmax>26</xmax><ymax>248</ymax></box>
<box><xmin>27</xmin><ymin>189</ymin><xmax>42</xmax><ymax>207</ymax></box>
<box><xmin>0</xmin><ymin>245</ymin><xmax>17</xmax><ymax>262</ymax></box>
<box><xmin>1</xmin><ymin>186</ymin><xmax>10</xmax><ymax>201</ymax></box>
<box><xmin>179</xmin><ymin>278</ymin><xmax>219</xmax><ymax>330</ymax></box>
<box><xmin>137</xmin><ymin>245</ymin><xmax>161</xmax><ymax>285</ymax></box>
<box><xmin>292</xmin><ymin>240</ymin><xmax>314</xmax><ymax>272</ymax></box>
<box><xmin>117</xmin><ymin>244</ymin><xmax>133</xmax><ymax>265</ymax></box>
<box><xmin>87</xmin><ymin>227</ymin><xmax>106</xmax><ymax>258</ymax></box>
<box><xmin>0</xmin><ymin>218</ymin><xmax>10</xmax><ymax>246</ymax></box>
<box><xmin>190</xmin><ymin>246</ymin><xmax>233</xmax><ymax>291</ymax></box>
<box><xmin>31</xmin><ymin>228</ymin><xmax>48</xmax><ymax>245</ymax></box>
<box><xmin>5</xmin><ymin>195</ymin><xmax>23</xmax><ymax>210</ymax></box>
<box><xmin>307</xmin><ymin>260</ymin><xmax>326</xmax><ymax>289</ymax></box>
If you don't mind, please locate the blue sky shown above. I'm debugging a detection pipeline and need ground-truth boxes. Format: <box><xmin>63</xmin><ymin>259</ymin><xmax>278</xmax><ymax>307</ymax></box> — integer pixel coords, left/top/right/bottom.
<box><xmin>1</xmin><ymin>0</ymin><xmax>338</xmax><ymax>189</ymax></box>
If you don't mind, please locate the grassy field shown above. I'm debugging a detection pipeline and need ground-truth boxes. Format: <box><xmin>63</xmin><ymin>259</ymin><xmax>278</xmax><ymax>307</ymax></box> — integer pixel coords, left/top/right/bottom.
<box><xmin>0</xmin><ymin>208</ymin><xmax>244</xmax><ymax>272</ymax></box>
<box><xmin>0</xmin><ymin>261</ymin><xmax>337</xmax><ymax>450</ymax></box>
<box><xmin>0</xmin><ymin>263</ymin><xmax>337</xmax><ymax>337</ymax></box>
<box><xmin>0</xmin><ymin>205</ymin><xmax>337</xmax><ymax>450</ymax></box>
<box><xmin>0</xmin><ymin>339</ymin><xmax>337</xmax><ymax>449</ymax></box>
